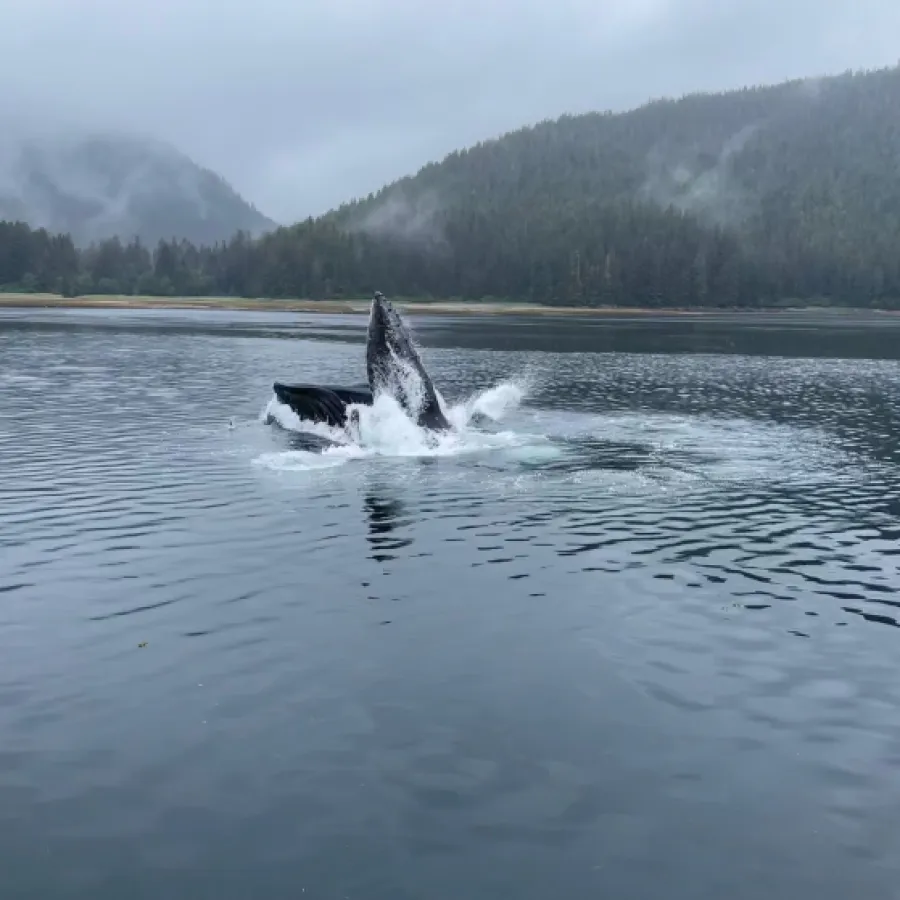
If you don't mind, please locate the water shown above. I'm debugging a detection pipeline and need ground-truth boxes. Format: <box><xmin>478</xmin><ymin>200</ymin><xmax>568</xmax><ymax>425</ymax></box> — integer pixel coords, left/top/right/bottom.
<box><xmin>3</xmin><ymin>307</ymin><xmax>900</xmax><ymax>899</ymax></box>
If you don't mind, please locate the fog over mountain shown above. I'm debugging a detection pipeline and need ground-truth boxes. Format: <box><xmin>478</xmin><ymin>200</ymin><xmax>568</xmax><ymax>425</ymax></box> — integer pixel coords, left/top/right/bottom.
<box><xmin>0</xmin><ymin>127</ymin><xmax>275</xmax><ymax>247</ymax></box>
<box><xmin>2</xmin><ymin>0</ymin><xmax>898</xmax><ymax>227</ymax></box>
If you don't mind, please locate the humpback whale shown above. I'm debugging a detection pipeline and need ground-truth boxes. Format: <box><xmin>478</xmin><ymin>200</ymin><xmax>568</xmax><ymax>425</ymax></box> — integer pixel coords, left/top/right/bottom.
<box><xmin>271</xmin><ymin>292</ymin><xmax>451</xmax><ymax>432</ymax></box>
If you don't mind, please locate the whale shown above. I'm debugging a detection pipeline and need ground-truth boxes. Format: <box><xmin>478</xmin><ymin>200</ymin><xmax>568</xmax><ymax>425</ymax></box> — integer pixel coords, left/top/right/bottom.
<box><xmin>270</xmin><ymin>292</ymin><xmax>451</xmax><ymax>432</ymax></box>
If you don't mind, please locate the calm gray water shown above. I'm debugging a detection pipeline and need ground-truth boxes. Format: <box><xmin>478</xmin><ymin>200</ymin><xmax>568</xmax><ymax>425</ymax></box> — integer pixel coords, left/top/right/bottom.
<box><xmin>3</xmin><ymin>307</ymin><xmax>900</xmax><ymax>899</ymax></box>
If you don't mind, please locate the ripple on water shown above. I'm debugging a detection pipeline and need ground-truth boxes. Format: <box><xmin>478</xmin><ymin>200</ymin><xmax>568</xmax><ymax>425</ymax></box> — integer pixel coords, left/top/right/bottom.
<box><xmin>3</xmin><ymin>314</ymin><xmax>900</xmax><ymax>897</ymax></box>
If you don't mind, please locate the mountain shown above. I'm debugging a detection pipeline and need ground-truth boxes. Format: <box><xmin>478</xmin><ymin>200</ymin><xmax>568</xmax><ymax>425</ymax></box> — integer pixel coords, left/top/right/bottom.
<box><xmin>0</xmin><ymin>132</ymin><xmax>276</xmax><ymax>248</ymax></box>
<box><xmin>302</xmin><ymin>62</ymin><xmax>900</xmax><ymax>307</ymax></box>
<box><xmin>3</xmin><ymin>64</ymin><xmax>900</xmax><ymax>307</ymax></box>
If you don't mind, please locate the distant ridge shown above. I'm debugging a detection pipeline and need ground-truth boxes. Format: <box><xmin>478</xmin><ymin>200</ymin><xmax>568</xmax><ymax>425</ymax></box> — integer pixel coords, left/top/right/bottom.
<box><xmin>0</xmin><ymin>131</ymin><xmax>276</xmax><ymax>247</ymax></box>
<box><xmin>287</xmin><ymin>62</ymin><xmax>900</xmax><ymax>306</ymax></box>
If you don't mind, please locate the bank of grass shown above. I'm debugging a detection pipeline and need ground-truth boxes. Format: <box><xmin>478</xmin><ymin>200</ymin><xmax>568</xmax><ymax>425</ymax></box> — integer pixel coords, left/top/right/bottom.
<box><xmin>0</xmin><ymin>292</ymin><xmax>898</xmax><ymax>317</ymax></box>
<box><xmin>0</xmin><ymin>292</ymin><xmax>687</xmax><ymax>316</ymax></box>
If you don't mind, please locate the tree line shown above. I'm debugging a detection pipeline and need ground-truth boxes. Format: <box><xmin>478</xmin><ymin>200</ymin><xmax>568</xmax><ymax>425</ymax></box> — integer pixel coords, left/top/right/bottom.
<box><xmin>2</xmin><ymin>203</ymin><xmax>897</xmax><ymax>310</ymax></box>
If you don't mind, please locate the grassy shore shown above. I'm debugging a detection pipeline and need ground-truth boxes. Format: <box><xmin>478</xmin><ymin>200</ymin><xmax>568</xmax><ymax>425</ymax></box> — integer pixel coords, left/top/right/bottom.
<box><xmin>0</xmin><ymin>292</ymin><xmax>896</xmax><ymax>318</ymax></box>
<box><xmin>0</xmin><ymin>292</ymin><xmax>709</xmax><ymax>316</ymax></box>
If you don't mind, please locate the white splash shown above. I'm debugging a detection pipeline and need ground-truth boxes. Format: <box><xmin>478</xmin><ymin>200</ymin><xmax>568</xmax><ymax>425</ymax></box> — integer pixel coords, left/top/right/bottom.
<box><xmin>255</xmin><ymin>374</ymin><xmax>539</xmax><ymax>473</ymax></box>
<box><xmin>253</xmin><ymin>448</ymin><xmax>352</xmax><ymax>472</ymax></box>
<box><xmin>462</xmin><ymin>378</ymin><xmax>530</xmax><ymax>424</ymax></box>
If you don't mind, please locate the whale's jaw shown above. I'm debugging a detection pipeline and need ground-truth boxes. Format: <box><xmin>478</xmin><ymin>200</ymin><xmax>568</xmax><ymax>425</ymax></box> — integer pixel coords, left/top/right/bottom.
<box><xmin>366</xmin><ymin>293</ymin><xmax>451</xmax><ymax>431</ymax></box>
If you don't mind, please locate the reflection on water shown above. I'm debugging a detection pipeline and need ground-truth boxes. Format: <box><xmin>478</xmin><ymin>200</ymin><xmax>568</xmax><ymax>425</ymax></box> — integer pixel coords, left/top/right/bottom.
<box><xmin>2</xmin><ymin>307</ymin><xmax>900</xmax><ymax>899</ymax></box>
<box><xmin>364</xmin><ymin>489</ymin><xmax>413</xmax><ymax>563</ymax></box>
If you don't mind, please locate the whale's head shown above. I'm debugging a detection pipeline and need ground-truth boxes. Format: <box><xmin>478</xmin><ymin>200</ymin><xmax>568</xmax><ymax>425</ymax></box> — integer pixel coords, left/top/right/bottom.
<box><xmin>365</xmin><ymin>292</ymin><xmax>451</xmax><ymax>431</ymax></box>
<box><xmin>366</xmin><ymin>292</ymin><xmax>406</xmax><ymax>368</ymax></box>
<box><xmin>366</xmin><ymin>291</ymin><xmax>419</xmax><ymax>406</ymax></box>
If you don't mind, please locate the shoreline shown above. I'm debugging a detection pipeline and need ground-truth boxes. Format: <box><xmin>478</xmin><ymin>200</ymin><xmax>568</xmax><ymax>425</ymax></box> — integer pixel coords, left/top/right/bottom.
<box><xmin>1</xmin><ymin>293</ymin><xmax>897</xmax><ymax>318</ymax></box>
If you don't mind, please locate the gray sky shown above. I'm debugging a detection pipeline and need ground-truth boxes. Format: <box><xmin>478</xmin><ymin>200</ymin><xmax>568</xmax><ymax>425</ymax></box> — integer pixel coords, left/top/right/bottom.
<box><xmin>3</xmin><ymin>0</ymin><xmax>898</xmax><ymax>224</ymax></box>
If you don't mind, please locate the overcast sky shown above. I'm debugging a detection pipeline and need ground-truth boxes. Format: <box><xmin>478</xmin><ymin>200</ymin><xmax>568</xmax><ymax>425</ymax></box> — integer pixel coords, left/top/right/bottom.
<box><xmin>2</xmin><ymin>0</ymin><xmax>898</xmax><ymax>223</ymax></box>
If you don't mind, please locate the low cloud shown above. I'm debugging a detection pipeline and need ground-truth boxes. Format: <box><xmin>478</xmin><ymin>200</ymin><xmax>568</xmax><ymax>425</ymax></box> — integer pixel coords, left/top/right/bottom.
<box><xmin>639</xmin><ymin>123</ymin><xmax>761</xmax><ymax>227</ymax></box>
<box><xmin>345</xmin><ymin>188</ymin><xmax>449</xmax><ymax>254</ymax></box>
<box><xmin>1</xmin><ymin>0</ymin><xmax>898</xmax><ymax>222</ymax></box>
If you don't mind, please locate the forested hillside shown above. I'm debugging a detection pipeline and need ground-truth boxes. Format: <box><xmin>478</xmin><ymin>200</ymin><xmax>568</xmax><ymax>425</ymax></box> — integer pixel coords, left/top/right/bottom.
<box><xmin>3</xmin><ymin>64</ymin><xmax>900</xmax><ymax>307</ymax></box>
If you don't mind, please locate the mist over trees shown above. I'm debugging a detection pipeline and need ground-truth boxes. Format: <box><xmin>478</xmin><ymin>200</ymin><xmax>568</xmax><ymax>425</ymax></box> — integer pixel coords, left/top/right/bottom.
<box><xmin>3</xmin><ymin>64</ymin><xmax>900</xmax><ymax>308</ymax></box>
